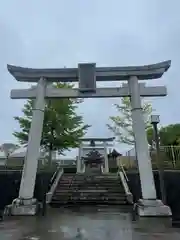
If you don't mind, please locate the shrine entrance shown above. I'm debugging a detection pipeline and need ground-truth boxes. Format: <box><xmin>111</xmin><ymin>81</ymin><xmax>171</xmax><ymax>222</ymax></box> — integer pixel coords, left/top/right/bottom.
<box><xmin>83</xmin><ymin>149</ymin><xmax>103</xmax><ymax>174</ymax></box>
<box><xmin>77</xmin><ymin>137</ymin><xmax>114</xmax><ymax>174</ymax></box>
<box><xmin>8</xmin><ymin>60</ymin><xmax>172</xmax><ymax>217</ymax></box>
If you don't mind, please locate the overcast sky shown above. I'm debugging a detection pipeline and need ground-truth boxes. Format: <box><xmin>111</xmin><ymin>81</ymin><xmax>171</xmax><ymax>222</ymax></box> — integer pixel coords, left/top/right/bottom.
<box><xmin>0</xmin><ymin>0</ymin><xmax>179</xmax><ymax>156</ymax></box>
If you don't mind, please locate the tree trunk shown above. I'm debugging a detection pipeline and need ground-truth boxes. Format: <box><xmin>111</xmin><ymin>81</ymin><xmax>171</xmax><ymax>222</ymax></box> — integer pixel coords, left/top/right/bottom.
<box><xmin>48</xmin><ymin>124</ymin><xmax>55</xmax><ymax>167</ymax></box>
<box><xmin>48</xmin><ymin>143</ymin><xmax>53</xmax><ymax>167</ymax></box>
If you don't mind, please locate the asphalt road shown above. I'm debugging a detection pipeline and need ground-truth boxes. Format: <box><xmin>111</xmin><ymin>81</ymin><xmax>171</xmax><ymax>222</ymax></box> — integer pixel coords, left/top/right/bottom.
<box><xmin>0</xmin><ymin>206</ymin><xmax>180</xmax><ymax>240</ymax></box>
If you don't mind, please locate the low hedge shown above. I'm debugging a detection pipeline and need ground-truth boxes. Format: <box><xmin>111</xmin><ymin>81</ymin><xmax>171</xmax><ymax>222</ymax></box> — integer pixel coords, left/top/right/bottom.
<box><xmin>63</xmin><ymin>168</ymin><xmax>77</xmax><ymax>173</ymax></box>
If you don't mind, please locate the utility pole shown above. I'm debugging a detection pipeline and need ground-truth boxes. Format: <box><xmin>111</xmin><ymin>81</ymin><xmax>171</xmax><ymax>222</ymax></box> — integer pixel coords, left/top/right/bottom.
<box><xmin>151</xmin><ymin>115</ymin><xmax>166</xmax><ymax>204</ymax></box>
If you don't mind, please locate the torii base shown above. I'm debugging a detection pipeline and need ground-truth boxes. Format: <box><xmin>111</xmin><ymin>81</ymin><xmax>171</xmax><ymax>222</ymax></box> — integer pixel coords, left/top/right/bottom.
<box><xmin>5</xmin><ymin>198</ymin><xmax>40</xmax><ymax>216</ymax></box>
<box><xmin>135</xmin><ymin>199</ymin><xmax>172</xmax><ymax>217</ymax></box>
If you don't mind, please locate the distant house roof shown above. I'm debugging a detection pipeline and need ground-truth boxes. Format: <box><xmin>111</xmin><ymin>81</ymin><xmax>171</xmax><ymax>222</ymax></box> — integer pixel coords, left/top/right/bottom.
<box><xmin>0</xmin><ymin>143</ymin><xmax>19</xmax><ymax>158</ymax></box>
<box><xmin>9</xmin><ymin>147</ymin><xmax>46</xmax><ymax>158</ymax></box>
<box><xmin>9</xmin><ymin>147</ymin><xmax>27</xmax><ymax>158</ymax></box>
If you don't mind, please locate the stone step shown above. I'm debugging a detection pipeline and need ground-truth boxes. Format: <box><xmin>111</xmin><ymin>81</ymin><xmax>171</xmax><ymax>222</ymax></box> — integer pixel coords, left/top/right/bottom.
<box><xmin>75</xmin><ymin>188</ymin><xmax>124</xmax><ymax>192</ymax></box>
<box><xmin>58</xmin><ymin>182</ymin><xmax>73</xmax><ymax>185</ymax></box>
<box><xmin>80</xmin><ymin>176</ymin><xmax>119</xmax><ymax>179</ymax></box>
<box><xmin>61</xmin><ymin>176</ymin><xmax>75</xmax><ymax>179</ymax></box>
<box><xmin>66</xmin><ymin>181</ymin><xmax>122</xmax><ymax>185</ymax></box>
<box><xmin>80</xmin><ymin>184</ymin><xmax>121</xmax><ymax>187</ymax></box>
<box><xmin>59</xmin><ymin>195</ymin><xmax>125</xmax><ymax>201</ymax></box>
<box><xmin>72</xmin><ymin>176</ymin><xmax>118</xmax><ymax>180</ymax></box>
<box><xmin>69</xmin><ymin>186</ymin><xmax>123</xmax><ymax>190</ymax></box>
<box><xmin>54</xmin><ymin>190</ymin><xmax>126</xmax><ymax>196</ymax></box>
<box><xmin>54</xmin><ymin>194</ymin><xmax>126</xmax><ymax>199</ymax></box>
<box><xmin>66</xmin><ymin>176</ymin><xmax>119</xmax><ymax>179</ymax></box>
<box><xmin>51</xmin><ymin>196</ymin><xmax>127</xmax><ymax>201</ymax></box>
<box><xmin>53</xmin><ymin>195</ymin><xmax>127</xmax><ymax>202</ymax></box>
<box><xmin>58</xmin><ymin>182</ymin><xmax>122</xmax><ymax>187</ymax></box>
<box><xmin>76</xmin><ymin>183</ymin><xmax>122</xmax><ymax>187</ymax></box>
<box><xmin>73</xmin><ymin>182</ymin><xmax>121</xmax><ymax>185</ymax></box>
<box><xmin>52</xmin><ymin>196</ymin><xmax>127</xmax><ymax>202</ymax></box>
<box><xmin>55</xmin><ymin>190</ymin><xmax>125</xmax><ymax>195</ymax></box>
<box><xmin>60</xmin><ymin>184</ymin><xmax>122</xmax><ymax>188</ymax></box>
<box><xmin>76</xmin><ymin>186</ymin><xmax>124</xmax><ymax>190</ymax></box>
<box><xmin>57</xmin><ymin>181</ymin><xmax>123</xmax><ymax>186</ymax></box>
<box><xmin>55</xmin><ymin>188</ymin><xmax>125</xmax><ymax>193</ymax></box>
<box><xmin>51</xmin><ymin>199</ymin><xmax>127</xmax><ymax>205</ymax></box>
<box><xmin>51</xmin><ymin>173</ymin><xmax>130</xmax><ymax>207</ymax></box>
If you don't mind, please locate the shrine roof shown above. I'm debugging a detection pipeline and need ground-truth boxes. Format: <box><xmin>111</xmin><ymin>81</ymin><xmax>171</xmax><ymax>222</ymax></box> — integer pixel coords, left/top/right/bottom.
<box><xmin>82</xmin><ymin>149</ymin><xmax>104</xmax><ymax>160</ymax></box>
<box><xmin>108</xmin><ymin>149</ymin><xmax>122</xmax><ymax>157</ymax></box>
<box><xmin>7</xmin><ymin>60</ymin><xmax>171</xmax><ymax>82</ymax></box>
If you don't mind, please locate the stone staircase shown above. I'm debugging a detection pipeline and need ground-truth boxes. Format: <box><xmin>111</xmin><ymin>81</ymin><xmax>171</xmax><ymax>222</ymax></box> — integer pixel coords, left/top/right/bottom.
<box><xmin>50</xmin><ymin>173</ymin><xmax>130</xmax><ymax>207</ymax></box>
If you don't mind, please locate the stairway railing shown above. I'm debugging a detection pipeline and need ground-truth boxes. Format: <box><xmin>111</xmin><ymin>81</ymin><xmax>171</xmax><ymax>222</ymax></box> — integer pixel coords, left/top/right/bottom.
<box><xmin>49</xmin><ymin>166</ymin><xmax>59</xmax><ymax>188</ymax></box>
<box><xmin>118</xmin><ymin>162</ymin><xmax>133</xmax><ymax>204</ymax></box>
<box><xmin>120</xmin><ymin>161</ymin><xmax>129</xmax><ymax>182</ymax></box>
<box><xmin>82</xmin><ymin>163</ymin><xmax>86</xmax><ymax>173</ymax></box>
<box><xmin>100</xmin><ymin>164</ymin><xmax>104</xmax><ymax>174</ymax></box>
<box><xmin>46</xmin><ymin>166</ymin><xmax>64</xmax><ymax>203</ymax></box>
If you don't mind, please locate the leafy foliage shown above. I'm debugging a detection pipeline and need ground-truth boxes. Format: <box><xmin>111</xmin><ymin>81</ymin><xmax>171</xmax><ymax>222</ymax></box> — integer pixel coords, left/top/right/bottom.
<box><xmin>13</xmin><ymin>83</ymin><xmax>90</xmax><ymax>155</ymax></box>
<box><xmin>107</xmin><ymin>97</ymin><xmax>152</xmax><ymax>145</ymax></box>
<box><xmin>160</xmin><ymin>124</ymin><xmax>180</xmax><ymax>146</ymax></box>
<box><xmin>147</xmin><ymin>124</ymin><xmax>180</xmax><ymax>146</ymax></box>
<box><xmin>146</xmin><ymin>127</ymin><xmax>154</xmax><ymax>146</ymax></box>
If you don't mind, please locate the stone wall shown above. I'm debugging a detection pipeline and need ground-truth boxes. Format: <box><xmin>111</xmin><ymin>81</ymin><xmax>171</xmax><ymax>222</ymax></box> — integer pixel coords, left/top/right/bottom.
<box><xmin>108</xmin><ymin>157</ymin><xmax>117</xmax><ymax>168</ymax></box>
<box><xmin>116</xmin><ymin>156</ymin><xmax>137</xmax><ymax>169</ymax></box>
<box><xmin>0</xmin><ymin>171</ymin><xmax>53</xmax><ymax>210</ymax></box>
<box><xmin>127</xmin><ymin>171</ymin><xmax>180</xmax><ymax>219</ymax></box>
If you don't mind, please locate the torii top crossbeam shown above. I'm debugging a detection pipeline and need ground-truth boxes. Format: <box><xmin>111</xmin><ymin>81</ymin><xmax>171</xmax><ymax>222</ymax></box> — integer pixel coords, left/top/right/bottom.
<box><xmin>7</xmin><ymin>60</ymin><xmax>171</xmax><ymax>82</ymax></box>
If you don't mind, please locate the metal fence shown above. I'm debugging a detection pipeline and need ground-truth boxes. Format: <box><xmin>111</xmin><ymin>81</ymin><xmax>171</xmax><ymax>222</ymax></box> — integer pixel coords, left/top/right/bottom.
<box><xmin>122</xmin><ymin>145</ymin><xmax>180</xmax><ymax>170</ymax></box>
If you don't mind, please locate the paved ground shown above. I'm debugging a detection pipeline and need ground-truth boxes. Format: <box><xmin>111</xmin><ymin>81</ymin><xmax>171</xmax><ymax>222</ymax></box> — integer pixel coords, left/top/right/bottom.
<box><xmin>0</xmin><ymin>206</ymin><xmax>180</xmax><ymax>240</ymax></box>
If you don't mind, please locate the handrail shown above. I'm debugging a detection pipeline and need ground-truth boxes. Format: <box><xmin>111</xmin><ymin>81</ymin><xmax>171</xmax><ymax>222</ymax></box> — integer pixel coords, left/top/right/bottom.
<box><xmin>69</xmin><ymin>174</ymin><xmax>75</xmax><ymax>189</ymax></box>
<box><xmin>50</xmin><ymin>166</ymin><xmax>59</xmax><ymax>186</ymax></box>
<box><xmin>46</xmin><ymin>167</ymin><xmax>64</xmax><ymax>203</ymax></box>
<box><xmin>118</xmin><ymin>160</ymin><xmax>133</xmax><ymax>204</ymax></box>
<box><xmin>118</xmin><ymin>171</ymin><xmax>130</xmax><ymax>194</ymax></box>
<box><xmin>101</xmin><ymin>164</ymin><xmax>104</xmax><ymax>174</ymax></box>
<box><xmin>119</xmin><ymin>161</ymin><xmax>129</xmax><ymax>182</ymax></box>
<box><xmin>82</xmin><ymin>163</ymin><xmax>86</xmax><ymax>173</ymax></box>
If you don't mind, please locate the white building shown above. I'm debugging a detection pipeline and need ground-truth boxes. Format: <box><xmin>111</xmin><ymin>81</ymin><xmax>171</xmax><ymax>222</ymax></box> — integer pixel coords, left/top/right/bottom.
<box><xmin>0</xmin><ymin>149</ymin><xmax>7</xmax><ymax>166</ymax></box>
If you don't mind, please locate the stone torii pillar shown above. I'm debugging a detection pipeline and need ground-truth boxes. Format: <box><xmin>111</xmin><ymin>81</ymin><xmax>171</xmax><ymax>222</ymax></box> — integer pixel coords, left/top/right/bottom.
<box><xmin>19</xmin><ymin>78</ymin><xmax>46</xmax><ymax>202</ymax></box>
<box><xmin>8</xmin><ymin>61</ymin><xmax>171</xmax><ymax>216</ymax></box>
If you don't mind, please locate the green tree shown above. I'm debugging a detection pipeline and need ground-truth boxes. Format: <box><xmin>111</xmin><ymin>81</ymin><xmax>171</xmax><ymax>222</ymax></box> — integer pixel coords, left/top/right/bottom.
<box><xmin>107</xmin><ymin>97</ymin><xmax>152</xmax><ymax>145</ymax></box>
<box><xmin>146</xmin><ymin>127</ymin><xmax>154</xmax><ymax>146</ymax></box>
<box><xmin>160</xmin><ymin>124</ymin><xmax>180</xmax><ymax>146</ymax></box>
<box><xmin>147</xmin><ymin>124</ymin><xmax>180</xmax><ymax>168</ymax></box>
<box><xmin>147</xmin><ymin>124</ymin><xmax>180</xmax><ymax>146</ymax></box>
<box><xmin>13</xmin><ymin>83</ymin><xmax>90</xmax><ymax>165</ymax></box>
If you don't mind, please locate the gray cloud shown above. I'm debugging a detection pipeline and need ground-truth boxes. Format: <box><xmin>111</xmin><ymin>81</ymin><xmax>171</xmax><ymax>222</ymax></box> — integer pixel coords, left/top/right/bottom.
<box><xmin>0</xmin><ymin>0</ymin><xmax>179</xmax><ymax>154</ymax></box>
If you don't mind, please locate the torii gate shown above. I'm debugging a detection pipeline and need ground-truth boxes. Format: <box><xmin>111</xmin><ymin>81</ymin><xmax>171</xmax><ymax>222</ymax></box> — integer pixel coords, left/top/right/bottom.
<box><xmin>77</xmin><ymin>137</ymin><xmax>115</xmax><ymax>173</ymax></box>
<box><xmin>8</xmin><ymin>61</ymin><xmax>171</xmax><ymax>216</ymax></box>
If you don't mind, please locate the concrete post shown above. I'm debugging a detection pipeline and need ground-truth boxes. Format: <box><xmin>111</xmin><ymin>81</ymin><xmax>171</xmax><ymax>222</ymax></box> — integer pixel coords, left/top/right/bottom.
<box><xmin>103</xmin><ymin>141</ymin><xmax>109</xmax><ymax>173</ymax></box>
<box><xmin>19</xmin><ymin>78</ymin><xmax>46</xmax><ymax>200</ymax></box>
<box><xmin>128</xmin><ymin>76</ymin><xmax>156</xmax><ymax>200</ymax></box>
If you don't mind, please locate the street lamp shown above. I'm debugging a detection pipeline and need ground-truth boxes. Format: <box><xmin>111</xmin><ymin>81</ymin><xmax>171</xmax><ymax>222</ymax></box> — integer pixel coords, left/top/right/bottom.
<box><xmin>150</xmin><ymin>114</ymin><xmax>166</xmax><ymax>204</ymax></box>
